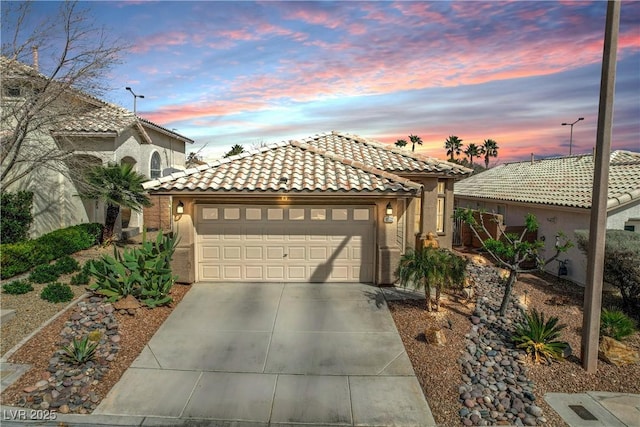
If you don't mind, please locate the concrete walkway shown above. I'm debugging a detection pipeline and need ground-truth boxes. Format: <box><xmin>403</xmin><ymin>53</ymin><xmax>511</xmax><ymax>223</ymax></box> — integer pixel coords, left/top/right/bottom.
<box><xmin>93</xmin><ymin>282</ymin><xmax>435</xmax><ymax>426</ymax></box>
<box><xmin>545</xmin><ymin>391</ymin><xmax>640</xmax><ymax>427</ymax></box>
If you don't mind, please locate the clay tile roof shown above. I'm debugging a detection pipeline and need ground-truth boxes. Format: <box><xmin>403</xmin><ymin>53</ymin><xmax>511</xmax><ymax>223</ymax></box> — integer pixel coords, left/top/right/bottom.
<box><xmin>143</xmin><ymin>137</ymin><xmax>423</xmax><ymax>195</ymax></box>
<box><xmin>454</xmin><ymin>150</ymin><xmax>640</xmax><ymax>210</ymax></box>
<box><xmin>303</xmin><ymin>131</ymin><xmax>472</xmax><ymax>176</ymax></box>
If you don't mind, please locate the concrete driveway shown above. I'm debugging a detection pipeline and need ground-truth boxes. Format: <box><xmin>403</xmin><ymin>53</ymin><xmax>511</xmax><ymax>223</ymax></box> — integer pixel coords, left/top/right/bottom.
<box><xmin>95</xmin><ymin>282</ymin><xmax>436</xmax><ymax>426</ymax></box>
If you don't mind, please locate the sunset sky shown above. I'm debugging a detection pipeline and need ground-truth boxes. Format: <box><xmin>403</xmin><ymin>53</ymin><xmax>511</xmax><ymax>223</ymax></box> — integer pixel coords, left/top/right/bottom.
<box><xmin>5</xmin><ymin>1</ymin><xmax>640</xmax><ymax>163</ymax></box>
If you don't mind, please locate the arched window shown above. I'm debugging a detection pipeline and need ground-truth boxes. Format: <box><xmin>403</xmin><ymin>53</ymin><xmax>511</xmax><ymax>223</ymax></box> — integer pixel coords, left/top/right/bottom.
<box><xmin>150</xmin><ymin>152</ymin><xmax>161</xmax><ymax>178</ymax></box>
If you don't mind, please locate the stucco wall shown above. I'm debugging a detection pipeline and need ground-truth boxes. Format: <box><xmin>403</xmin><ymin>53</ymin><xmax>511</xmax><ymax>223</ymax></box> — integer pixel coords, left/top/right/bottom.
<box><xmin>607</xmin><ymin>201</ymin><xmax>640</xmax><ymax>230</ymax></box>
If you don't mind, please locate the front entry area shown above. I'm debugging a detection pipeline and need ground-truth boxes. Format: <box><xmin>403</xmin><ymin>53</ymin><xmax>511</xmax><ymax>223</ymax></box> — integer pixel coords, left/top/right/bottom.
<box><xmin>195</xmin><ymin>205</ymin><xmax>375</xmax><ymax>282</ymax></box>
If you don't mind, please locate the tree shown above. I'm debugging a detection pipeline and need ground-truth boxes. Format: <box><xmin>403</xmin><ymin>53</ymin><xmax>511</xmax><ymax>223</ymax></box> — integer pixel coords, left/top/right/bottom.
<box><xmin>1</xmin><ymin>1</ymin><xmax>127</xmax><ymax>189</ymax></box>
<box><xmin>408</xmin><ymin>134</ymin><xmax>422</xmax><ymax>152</ymax></box>
<box><xmin>480</xmin><ymin>139</ymin><xmax>499</xmax><ymax>169</ymax></box>
<box><xmin>444</xmin><ymin>135</ymin><xmax>463</xmax><ymax>161</ymax></box>
<box><xmin>186</xmin><ymin>151</ymin><xmax>204</xmax><ymax>168</ymax></box>
<box><xmin>575</xmin><ymin>229</ymin><xmax>640</xmax><ymax>314</ymax></box>
<box><xmin>454</xmin><ymin>209</ymin><xmax>572</xmax><ymax>315</ymax></box>
<box><xmin>79</xmin><ymin>163</ymin><xmax>152</xmax><ymax>243</ymax></box>
<box><xmin>464</xmin><ymin>143</ymin><xmax>481</xmax><ymax>166</ymax></box>
<box><xmin>396</xmin><ymin>247</ymin><xmax>468</xmax><ymax>311</ymax></box>
<box><xmin>224</xmin><ymin>144</ymin><xmax>245</xmax><ymax>158</ymax></box>
<box><xmin>395</xmin><ymin>139</ymin><xmax>408</xmax><ymax>149</ymax></box>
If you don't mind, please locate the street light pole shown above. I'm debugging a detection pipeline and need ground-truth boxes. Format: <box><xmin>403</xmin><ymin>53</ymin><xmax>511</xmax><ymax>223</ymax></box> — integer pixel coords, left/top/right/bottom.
<box><xmin>125</xmin><ymin>87</ymin><xmax>144</xmax><ymax>115</ymax></box>
<box><xmin>561</xmin><ymin>117</ymin><xmax>584</xmax><ymax>156</ymax></box>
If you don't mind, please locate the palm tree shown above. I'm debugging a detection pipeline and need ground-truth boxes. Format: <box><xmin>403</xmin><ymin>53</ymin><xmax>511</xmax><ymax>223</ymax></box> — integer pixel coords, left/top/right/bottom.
<box><xmin>395</xmin><ymin>139</ymin><xmax>408</xmax><ymax>149</ymax></box>
<box><xmin>444</xmin><ymin>135</ymin><xmax>463</xmax><ymax>161</ymax></box>
<box><xmin>224</xmin><ymin>144</ymin><xmax>245</xmax><ymax>158</ymax></box>
<box><xmin>481</xmin><ymin>139</ymin><xmax>499</xmax><ymax>169</ymax></box>
<box><xmin>80</xmin><ymin>163</ymin><xmax>152</xmax><ymax>243</ymax></box>
<box><xmin>409</xmin><ymin>134</ymin><xmax>423</xmax><ymax>152</ymax></box>
<box><xmin>396</xmin><ymin>248</ymin><xmax>442</xmax><ymax>311</ymax></box>
<box><xmin>464</xmin><ymin>143</ymin><xmax>480</xmax><ymax>165</ymax></box>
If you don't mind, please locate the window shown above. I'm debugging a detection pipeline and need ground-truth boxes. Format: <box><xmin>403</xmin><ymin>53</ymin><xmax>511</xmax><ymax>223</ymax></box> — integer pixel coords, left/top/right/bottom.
<box><xmin>332</xmin><ymin>208</ymin><xmax>347</xmax><ymax>220</ymax></box>
<box><xmin>354</xmin><ymin>209</ymin><xmax>369</xmax><ymax>221</ymax></box>
<box><xmin>624</xmin><ymin>225</ymin><xmax>635</xmax><ymax>232</ymax></box>
<box><xmin>310</xmin><ymin>209</ymin><xmax>326</xmax><ymax>220</ymax></box>
<box><xmin>289</xmin><ymin>208</ymin><xmax>305</xmax><ymax>220</ymax></box>
<box><xmin>436</xmin><ymin>180</ymin><xmax>446</xmax><ymax>233</ymax></box>
<box><xmin>267</xmin><ymin>208</ymin><xmax>283</xmax><ymax>220</ymax></box>
<box><xmin>150</xmin><ymin>152</ymin><xmax>161</xmax><ymax>178</ymax></box>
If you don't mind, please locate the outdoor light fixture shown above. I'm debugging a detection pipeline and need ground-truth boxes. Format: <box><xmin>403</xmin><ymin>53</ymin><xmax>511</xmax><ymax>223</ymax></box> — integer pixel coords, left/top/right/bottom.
<box><xmin>386</xmin><ymin>202</ymin><xmax>393</xmax><ymax>216</ymax></box>
<box><xmin>125</xmin><ymin>86</ymin><xmax>144</xmax><ymax>115</ymax></box>
<box><xmin>561</xmin><ymin>117</ymin><xmax>584</xmax><ymax>156</ymax></box>
<box><xmin>176</xmin><ymin>201</ymin><xmax>184</xmax><ymax>214</ymax></box>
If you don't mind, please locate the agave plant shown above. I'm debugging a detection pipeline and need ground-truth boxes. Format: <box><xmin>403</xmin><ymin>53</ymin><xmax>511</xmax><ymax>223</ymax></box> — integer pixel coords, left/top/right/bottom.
<box><xmin>512</xmin><ymin>309</ymin><xmax>568</xmax><ymax>364</ymax></box>
<box><xmin>61</xmin><ymin>335</ymin><xmax>99</xmax><ymax>364</ymax></box>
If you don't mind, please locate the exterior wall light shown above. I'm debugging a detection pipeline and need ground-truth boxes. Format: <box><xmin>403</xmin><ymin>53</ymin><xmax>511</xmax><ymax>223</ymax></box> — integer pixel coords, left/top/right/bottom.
<box><xmin>176</xmin><ymin>201</ymin><xmax>184</xmax><ymax>214</ymax></box>
<box><xmin>386</xmin><ymin>202</ymin><xmax>393</xmax><ymax>216</ymax></box>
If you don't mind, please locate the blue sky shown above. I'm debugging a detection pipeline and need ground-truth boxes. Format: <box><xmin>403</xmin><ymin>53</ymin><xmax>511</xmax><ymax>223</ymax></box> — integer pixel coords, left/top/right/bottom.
<box><xmin>4</xmin><ymin>1</ymin><xmax>640</xmax><ymax>163</ymax></box>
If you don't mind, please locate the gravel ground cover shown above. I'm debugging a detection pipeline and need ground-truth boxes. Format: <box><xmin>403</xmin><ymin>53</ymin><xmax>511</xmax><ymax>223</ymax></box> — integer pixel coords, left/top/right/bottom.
<box><xmin>388</xmin><ymin>253</ymin><xmax>640</xmax><ymax>427</ymax></box>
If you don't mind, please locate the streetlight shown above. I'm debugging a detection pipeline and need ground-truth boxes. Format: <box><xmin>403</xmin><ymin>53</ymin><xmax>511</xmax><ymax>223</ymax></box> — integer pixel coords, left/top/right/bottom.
<box><xmin>561</xmin><ymin>117</ymin><xmax>584</xmax><ymax>156</ymax></box>
<box><xmin>125</xmin><ymin>87</ymin><xmax>144</xmax><ymax>115</ymax></box>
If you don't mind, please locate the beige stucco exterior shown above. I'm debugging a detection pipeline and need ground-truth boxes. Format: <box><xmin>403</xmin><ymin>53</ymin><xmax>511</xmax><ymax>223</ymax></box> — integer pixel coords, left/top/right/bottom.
<box><xmin>162</xmin><ymin>173</ymin><xmax>457</xmax><ymax>285</ymax></box>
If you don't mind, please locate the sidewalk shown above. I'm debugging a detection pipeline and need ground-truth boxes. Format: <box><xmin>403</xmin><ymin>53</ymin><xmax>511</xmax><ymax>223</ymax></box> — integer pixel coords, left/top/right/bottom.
<box><xmin>545</xmin><ymin>392</ymin><xmax>640</xmax><ymax>427</ymax></box>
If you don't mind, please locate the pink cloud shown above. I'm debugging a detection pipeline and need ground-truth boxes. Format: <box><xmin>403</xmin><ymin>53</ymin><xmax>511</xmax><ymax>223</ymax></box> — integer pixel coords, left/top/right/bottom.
<box><xmin>131</xmin><ymin>31</ymin><xmax>189</xmax><ymax>53</ymax></box>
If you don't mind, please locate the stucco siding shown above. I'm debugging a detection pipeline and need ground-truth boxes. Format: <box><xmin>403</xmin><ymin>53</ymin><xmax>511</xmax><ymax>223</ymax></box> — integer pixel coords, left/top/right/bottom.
<box><xmin>607</xmin><ymin>201</ymin><xmax>640</xmax><ymax>230</ymax></box>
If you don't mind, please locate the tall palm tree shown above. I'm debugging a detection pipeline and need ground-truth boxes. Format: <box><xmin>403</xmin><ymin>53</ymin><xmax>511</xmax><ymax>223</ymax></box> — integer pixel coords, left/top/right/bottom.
<box><xmin>395</xmin><ymin>139</ymin><xmax>408</xmax><ymax>149</ymax></box>
<box><xmin>80</xmin><ymin>163</ymin><xmax>152</xmax><ymax>243</ymax></box>
<box><xmin>409</xmin><ymin>134</ymin><xmax>423</xmax><ymax>152</ymax></box>
<box><xmin>444</xmin><ymin>135</ymin><xmax>463</xmax><ymax>161</ymax></box>
<box><xmin>481</xmin><ymin>139</ymin><xmax>499</xmax><ymax>169</ymax></box>
<box><xmin>464</xmin><ymin>143</ymin><xmax>480</xmax><ymax>165</ymax></box>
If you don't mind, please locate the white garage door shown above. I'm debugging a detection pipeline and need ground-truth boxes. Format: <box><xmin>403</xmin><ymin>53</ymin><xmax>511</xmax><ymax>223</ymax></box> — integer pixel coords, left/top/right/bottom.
<box><xmin>196</xmin><ymin>205</ymin><xmax>374</xmax><ymax>282</ymax></box>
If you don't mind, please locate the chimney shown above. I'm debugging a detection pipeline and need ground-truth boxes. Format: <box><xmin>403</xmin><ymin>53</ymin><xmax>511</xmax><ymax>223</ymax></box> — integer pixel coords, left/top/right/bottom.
<box><xmin>32</xmin><ymin>46</ymin><xmax>39</xmax><ymax>71</ymax></box>
<box><xmin>531</xmin><ymin>153</ymin><xmax>534</xmax><ymax>164</ymax></box>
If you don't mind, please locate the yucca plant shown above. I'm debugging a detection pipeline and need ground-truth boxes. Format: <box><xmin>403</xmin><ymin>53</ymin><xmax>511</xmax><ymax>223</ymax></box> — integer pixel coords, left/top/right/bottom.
<box><xmin>512</xmin><ymin>309</ymin><xmax>568</xmax><ymax>364</ymax></box>
<box><xmin>60</xmin><ymin>335</ymin><xmax>99</xmax><ymax>364</ymax></box>
<box><xmin>600</xmin><ymin>308</ymin><xmax>636</xmax><ymax>341</ymax></box>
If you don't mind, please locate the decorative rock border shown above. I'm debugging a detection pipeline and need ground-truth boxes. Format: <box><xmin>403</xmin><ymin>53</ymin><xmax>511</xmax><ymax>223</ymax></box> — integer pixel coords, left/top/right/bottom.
<box><xmin>16</xmin><ymin>296</ymin><xmax>119</xmax><ymax>414</ymax></box>
<box><xmin>457</xmin><ymin>262</ymin><xmax>546</xmax><ymax>426</ymax></box>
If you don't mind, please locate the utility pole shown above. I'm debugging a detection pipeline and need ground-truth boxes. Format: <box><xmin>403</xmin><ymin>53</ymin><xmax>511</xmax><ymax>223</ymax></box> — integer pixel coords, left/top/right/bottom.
<box><xmin>581</xmin><ymin>0</ymin><xmax>619</xmax><ymax>374</ymax></box>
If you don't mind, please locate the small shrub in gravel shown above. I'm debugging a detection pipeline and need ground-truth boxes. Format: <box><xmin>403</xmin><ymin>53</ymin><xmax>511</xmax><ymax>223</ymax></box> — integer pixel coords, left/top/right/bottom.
<box><xmin>2</xmin><ymin>279</ymin><xmax>34</xmax><ymax>295</ymax></box>
<box><xmin>512</xmin><ymin>309</ymin><xmax>568</xmax><ymax>364</ymax></box>
<box><xmin>29</xmin><ymin>264</ymin><xmax>60</xmax><ymax>284</ymax></box>
<box><xmin>40</xmin><ymin>282</ymin><xmax>74</xmax><ymax>303</ymax></box>
<box><xmin>54</xmin><ymin>255</ymin><xmax>80</xmax><ymax>275</ymax></box>
<box><xmin>601</xmin><ymin>308</ymin><xmax>636</xmax><ymax>340</ymax></box>
<box><xmin>60</xmin><ymin>335</ymin><xmax>98</xmax><ymax>364</ymax></box>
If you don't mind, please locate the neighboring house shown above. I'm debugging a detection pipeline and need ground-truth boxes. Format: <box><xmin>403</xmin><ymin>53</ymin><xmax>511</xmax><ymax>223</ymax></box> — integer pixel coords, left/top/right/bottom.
<box><xmin>454</xmin><ymin>150</ymin><xmax>640</xmax><ymax>286</ymax></box>
<box><xmin>1</xmin><ymin>56</ymin><xmax>193</xmax><ymax>238</ymax></box>
<box><xmin>143</xmin><ymin>131</ymin><xmax>472</xmax><ymax>285</ymax></box>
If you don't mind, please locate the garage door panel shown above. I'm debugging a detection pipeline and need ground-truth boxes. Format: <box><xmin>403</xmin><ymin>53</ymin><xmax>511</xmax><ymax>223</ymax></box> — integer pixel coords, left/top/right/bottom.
<box><xmin>197</xmin><ymin>205</ymin><xmax>374</xmax><ymax>282</ymax></box>
<box><xmin>201</xmin><ymin>246</ymin><xmax>220</xmax><ymax>260</ymax></box>
<box><xmin>245</xmin><ymin>246</ymin><xmax>263</xmax><ymax>260</ymax></box>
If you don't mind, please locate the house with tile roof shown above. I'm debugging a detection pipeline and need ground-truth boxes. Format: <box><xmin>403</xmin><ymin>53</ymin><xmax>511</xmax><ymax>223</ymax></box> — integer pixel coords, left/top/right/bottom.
<box><xmin>143</xmin><ymin>131</ymin><xmax>472</xmax><ymax>285</ymax></box>
<box><xmin>1</xmin><ymin>56</ymin><xmax>193</xmax><ymax>238</ymax></box>
<box><xmin>454</xmin><ymin>150</ymin><xmax>640</xmax><ymax>285</ymax></box>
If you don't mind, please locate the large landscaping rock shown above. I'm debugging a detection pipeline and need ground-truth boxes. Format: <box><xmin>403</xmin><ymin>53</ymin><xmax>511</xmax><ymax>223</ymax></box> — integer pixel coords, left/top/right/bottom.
<box><xmin>425</xmin><ymin>326</ymin><xmax>447</xmax><ymax>346</ymax></box>
<box><xmin>599</xmin><ymin>336</ymin><xmax>640</xmax><ymax>367</ymax></box>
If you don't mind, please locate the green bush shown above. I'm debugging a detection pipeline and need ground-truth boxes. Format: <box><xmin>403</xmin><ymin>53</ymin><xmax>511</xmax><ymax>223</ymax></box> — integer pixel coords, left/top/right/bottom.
<box><xmin>60</xmin><ymin>335</ymin><xmax>98</xmax><ymax>364</ymax></box>
<box><xmin>40</xmin><ymin>282</ymin><xmax>74</xmax><ymax>303</ymax></box>
<box><xmin>0</xmin><ymin>223</ymin><xmax>103</xmax><ymax>279</ymax></box>
<box><xmin>70</xmin><ymin>260</ymin><xmax>95</xmax><ymax>286</ymax></box>
<box><xmin>29</xmin><ymin>264</ymin><xmax>60</xmax><ymax>284</ymax></box>
<box><xmin>600</xmin><ymin>308</ymin><xmax>636</xmax><ymax>340</ymax></box>
<box><xmin>2</xmin><ymin>279</ymin><xmax>34</xmax><ymax>295</ymax></box>
<box><xmin>54</xmin><ymin>255</ymin><xmax>80</xmax><ymax>275</ymax></box>
<box><xmin>512</xmin><ymin>309</ymin><xmax>568</xmax><ymax>364</ymax></box>
<box><xmin>576</xmin><ymin>230</ymin><xmax>640</xmax><ymax>315</ymax></box>
<box><xmin>0</xmin><ymin>191</ymin><xmax>34</xmax><ymax>244</ymax></box>
<box><xmin>90</xmin><ymin>232</ymin><xmax>178</xmax><ymax>307</ymax></box>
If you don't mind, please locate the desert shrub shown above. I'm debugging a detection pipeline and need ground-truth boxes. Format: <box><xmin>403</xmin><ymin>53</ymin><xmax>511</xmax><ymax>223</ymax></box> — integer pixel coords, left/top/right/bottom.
<box><xmin>512</xmin><ymin>309</ymin><xmax>568</xmax><ymax>364</ymax></box>
<box><xmin>60</xmin><ymin>336</ymin><xmax>98</xmax><ymax>364</ymax></box>
<box><xmin>2</xmin><ymin>279</ymin><xmax>34</xmax><ymax>295</ymax></box>
<box><xmin>40</xmin><ymin>282</ymin><xmax>74</xmax><ymax>303</ymax></box>
<box><xmin>0</xmin><ymin>191</ymin><xmax>34</xmax><ymax>244</ymax></box>
<box><xmin>0</xmin><ymin>223</ymin><xmax>103</xmax><ymax>279</ymax></box>
<box><xmin>54</xmin><ymin>255</ymin><xmax>80</xmax><ymax>275</ymax></box>
<box><xmin>90</xmin><ymin>232</ymin><xmax>178</xmax><ymax>307</ymax></box>
<box><xmin>70</xmin><ymin>260</ymin><xmax>94</xmax><ymax>286</ymax></box>
<box><xmin>29</xmin><ymin>264</ymin><xmax>60</xmax><ymax>284</ymax></box>
<box><xmin>600</xmin><ymin>308</ymin><xmax>636</xmax><ymax>340</ymax></box>
<box><xmin>576</xmin><ymin>229</ymin><xmax>640</xmax><ymax>315</ymax></box>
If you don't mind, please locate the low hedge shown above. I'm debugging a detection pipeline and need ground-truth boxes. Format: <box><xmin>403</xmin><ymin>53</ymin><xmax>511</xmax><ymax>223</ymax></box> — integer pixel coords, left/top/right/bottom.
<box><xmin>0</xmin><ymin>223</ymin><xmax>103</xmax><ymax>279</ymax></box>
